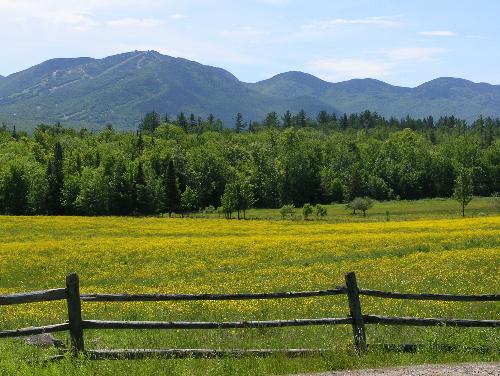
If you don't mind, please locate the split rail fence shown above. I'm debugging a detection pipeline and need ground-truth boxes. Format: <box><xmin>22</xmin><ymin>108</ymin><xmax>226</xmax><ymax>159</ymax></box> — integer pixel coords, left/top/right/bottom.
<box><xmin>0</xmin><ymin>272</ymin><xmax>499</xmax><ymax>360</ymax></box>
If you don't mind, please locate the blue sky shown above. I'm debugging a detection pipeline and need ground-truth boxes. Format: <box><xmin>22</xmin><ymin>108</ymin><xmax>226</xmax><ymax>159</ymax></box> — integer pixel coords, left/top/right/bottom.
<box><xmin>0</xmin><ymin>0</ymin><xmax>498</xmax><ymax>86</ymax></box>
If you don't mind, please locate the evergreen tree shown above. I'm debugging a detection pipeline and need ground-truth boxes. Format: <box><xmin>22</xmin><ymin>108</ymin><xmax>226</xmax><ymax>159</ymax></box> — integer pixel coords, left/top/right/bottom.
<box><xmin>133</xmin><ymin>162</ymin><xmax>152</xmax><ymax>215</ymax></box>
<box><xmin>133</xmin><ymin>132</ymin><xmax>144</xmax><ymax>158</ymax></box>
<box><xmin>235</xmin><ymin>113</ymin><xmax>246</xmax><ymax>132</ymax></box>
<box><xmin>296</xmin><ymin>110</ymin><xmax>307</xmax><ymax>127</ymax></box>
<box><xmin>46</xmin><ymin>141</ymin><xmax>64</xmax><ymax>214</ymax></box>
<box><xmin>1</xmin><ymin>165</ymin><xmax>29</xmax><ymax>214</ymax></box>
<box><xmin>177</xmin><ymin>112</ymin><xmax>188</xmax><ymax>130</ymax></box>
<box><xmin>317</xmin><ymin>110</ymin><xmax>330</xmax><ymax>125</ymax></box>
<box><xmin>282</xmin><ymin>110</ymin><xmax>293</xmax><ymax>128</ymax></box>
<box><xmin>189</xmin><ymin>113</ymin><xmax>197</xmax><ymax>129</ymax></box>
<box><xmin>109</xmin><ymin>160</ymin><xmax>134</xmax><ymax>215</ymax></box>
<box><xmin>139</xmin><ymin>111</ymin><xmax>161</xmax><ymax>133</ymax></box>
<box><xmin>164</xmin><ymin>159</ymin><xmax>180</xmax><ymax>217</ymax></box>
<box><xmin>264</xmin><ymin>112</ymin><xmax>279</xmax><ymax>128</ymax></box>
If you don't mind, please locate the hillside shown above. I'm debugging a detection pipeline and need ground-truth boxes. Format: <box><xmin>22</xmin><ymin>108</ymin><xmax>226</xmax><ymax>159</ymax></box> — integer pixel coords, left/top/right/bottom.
<box><xmin>1</xmin><ymin>51</ymin><xmax>500</xmax><ymax>130</ymax></box>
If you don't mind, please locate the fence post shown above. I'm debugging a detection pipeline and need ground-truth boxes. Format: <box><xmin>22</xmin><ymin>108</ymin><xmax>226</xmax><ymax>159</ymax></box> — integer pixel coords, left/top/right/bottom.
<box><xmin>66</xmin><ymin>273</ymin><xmax>84</xmax><ymax>355</ymax></box>
<box><xmin>345</xmin><ymin>271</ymin><xmax>367</xmax><ymax>354</ymax></box>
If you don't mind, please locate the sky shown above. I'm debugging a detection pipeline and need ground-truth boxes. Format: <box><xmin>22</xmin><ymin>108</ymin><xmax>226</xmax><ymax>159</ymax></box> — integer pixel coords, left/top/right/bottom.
<box><xmin>0</xmin><ymin>0</ymin><xmax>499</xmax><ymax>87</ymax></box>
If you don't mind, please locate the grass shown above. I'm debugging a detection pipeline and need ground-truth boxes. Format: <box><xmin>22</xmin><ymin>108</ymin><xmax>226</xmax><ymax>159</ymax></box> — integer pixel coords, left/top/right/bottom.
<box><xmin>195</xmin><ymin>197</ymin><xmax>498</xmax><ymax>222</ymax></box>
<box><xmin>0</xmin><ymin>197</ymin><xmax>499</xmax><ymax>375</ymax></box>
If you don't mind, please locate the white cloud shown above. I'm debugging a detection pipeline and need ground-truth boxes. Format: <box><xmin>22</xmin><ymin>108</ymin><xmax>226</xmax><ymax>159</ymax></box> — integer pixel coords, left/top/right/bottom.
<box><xmin>466</xmin><ymin>34</ymin><xmax>486</xmax><ymax>39</ymax></box>
<box><xmin>170</xmin><ymin>14</ymin><xmax>185</xmax><ymax>20</ymax></box>
<box><xmin>0</xmin><ymin>0</ymin><xmax>163</xmax><ymax>27</ymax></box>
<box><xmin>384</xmin><ymin>47</ymin><xmax>448</xmax><ymax>60</ymax></box>
<box><xmin>418</xmin><ymin>30</ymin><xmax>456</xmax><ymax>37</ymax></box>
<box><xmin>107</xmin><ymin>18</ymin><xmax>162</xmax><ymax>28</ymax></box>
<box><xmin>301</xmin><ymin>16</ymin><xmax>403</xmax><ymax>30</ymax></box>
<box><xmin>306</xmin><ymin>58</ymin><xmax>393</xmax><ymax>81</ymax></box>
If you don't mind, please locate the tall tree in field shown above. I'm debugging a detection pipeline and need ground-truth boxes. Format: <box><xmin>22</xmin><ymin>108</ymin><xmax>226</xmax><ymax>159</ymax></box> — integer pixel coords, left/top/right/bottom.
<box><xmin>164</xmin><ymin>159</ymin><xmax>180</xmax><ymax>217</ymax></box>
<box><xmin>235</xmin><ymin>178</ymin><xmax>255</xmax><ymax>219</ymax></box>
<box><xmin>453</xmin><ymin>167</ymin><xmax>473</xmax><ymax>217</ymax></box>
<box><xmin>46</xmin><ymin>141</ymin><xmax>64</xmax><ymax>214</ymax></box>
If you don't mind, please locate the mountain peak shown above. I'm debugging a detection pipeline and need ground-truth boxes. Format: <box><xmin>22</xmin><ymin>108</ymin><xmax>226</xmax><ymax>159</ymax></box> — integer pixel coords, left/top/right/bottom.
<box><xmin>260</xmin><ymin>71</ymin><xmax>329</xmax><ymax>85</ymax></box>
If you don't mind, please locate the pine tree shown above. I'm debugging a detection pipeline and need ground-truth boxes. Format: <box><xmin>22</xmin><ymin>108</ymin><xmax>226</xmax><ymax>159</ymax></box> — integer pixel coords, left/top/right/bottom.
<box><xmin>46</xmin><ymin>141</ymin><xmax>64</xmax><ymax>214</ymax></box>
<box><xmin>264</xmin><ymin>112</ymin><xmax>279</xmax><ymax>128</ymax></box>
<box><xmin>133</xmin><ymin>162</ymin><xmax>152</xmax><ymax>215</ymax></box>
<box><xmin>1</xmin><ymin>165</ymin><xmax>29</xmax><ymax>214</ymax></box>
<box><xmin>235</xmin><ymin>113</ymin><xmax>246</xmax><ymax>132</ymax></box>
<box><xmin>282</xmin><ymin>110</ymin><xmax>292</xmax><ymax>128</ymax></box>
<box><xmin>177</xmin><ymin>112</ymin><xmax>188</xmax><ymax>130</ymax></box>
<box><xmin>164</xmin><ymin>159</ymin><xmax>180</xmax><ymax>217</ymax></box>
<box><xmin>139</xmin><ymin>111</ymin><xmax>161</xmax><ymax>133</ymax></box>
<box><xmin>296</xmin><ymin>110</ymin><xmax>307</xmax><ymax>127</ymax></box>
<box><xmin>189</xmin><ymin>113</ymin><xmax>197</xmax><ymax>129</ymax></box>
<box><xmin>317</xmin><ymin>110</ymin><xmax>330</xmax><ymax>125</ymax></box>
<box><xmin>133</xmin><ymin>132</ymin><xmax>144</xmax><ymax>158</ymax></box>
<box><xmin>109</xmin><ymin>160</ymin><xmax>133</xmax><ymax>215</ymax></box>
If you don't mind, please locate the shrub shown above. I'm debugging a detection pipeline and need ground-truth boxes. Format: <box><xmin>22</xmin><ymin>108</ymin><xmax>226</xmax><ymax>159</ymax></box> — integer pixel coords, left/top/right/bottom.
<box><xmin>347</xmin><ymin>197</ymin><xmax>374</xmax><ymax>216</ymax></box>
<box><xmin>204</xmin><ymin>205</ymin><xmax>216</xmax><ymax>214</ymax></box>
<box><xmin>279</xmin><ymin>204</ymin><xmax>295</xmax><ymax>219</ymax></box>
<box><xmin>315</xmin><ymin>204</ymin><xmax>327</xmax><ymax>217</ymax></box>
<box><xmin>302</xmin><ymin>203</ymin><xmax>313</xmax><ymax>219</ymax></box>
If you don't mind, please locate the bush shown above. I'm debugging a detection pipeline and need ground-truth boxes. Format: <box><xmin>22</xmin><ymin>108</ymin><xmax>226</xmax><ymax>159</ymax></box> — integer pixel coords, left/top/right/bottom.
<box><xmin>302</xmin><ymin>203</ymin><xmax>313</xmax><ymax>219</ymax></box>
<box><xmin>347</xmin><ymin>197</ymin><xmax>374</xmax><ymax>216</ymax></box>
<box><xmin>279</xmin><ymin>204</ymin><xmax>295</xmax><ymax>219</ymax></box>
<box><xmin>203</xmin><ymin>205</ymin><xmax>216</xmax><ymax>214</ymax></box>
<box><xmin>315</xmin><ymin>204</ymin><xmax>327</xmax><ymax>217</ymax></box>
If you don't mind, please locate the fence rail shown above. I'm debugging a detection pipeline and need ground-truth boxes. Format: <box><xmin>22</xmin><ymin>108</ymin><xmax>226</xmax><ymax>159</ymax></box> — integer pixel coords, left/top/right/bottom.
<box><xmin>359</xmin><ymin>289</ymin><xmax>500</xmax><ymax>302</ymax></box>
<box><xmin>0</xmin><ymin>272</ymin><xmax>498</xmax><ymax>360</ymax></box>
<box><xmin>80</xmin><ymin>288</ymin><xmax>347</xmax><ymax>302</ymax></box>
<box><xmin>0</xmin><ymin>288</ymin><xmax>67</xmax><ymax>306</ymax></box>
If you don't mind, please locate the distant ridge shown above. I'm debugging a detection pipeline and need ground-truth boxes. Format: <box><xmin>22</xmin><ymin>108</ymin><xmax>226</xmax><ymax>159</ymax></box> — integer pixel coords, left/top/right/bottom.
<box><xmin>1</xmin><ymin>50</ymin><xmax>499</xmax><ymax>130</ymax></box>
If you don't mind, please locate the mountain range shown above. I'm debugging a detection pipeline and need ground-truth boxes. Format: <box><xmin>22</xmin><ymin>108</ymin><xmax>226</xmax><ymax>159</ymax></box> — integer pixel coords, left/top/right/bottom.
<box><xmin>1</xmin><ymin>50</ymin><xmax>499</xmax><ymax>130</ymax></box>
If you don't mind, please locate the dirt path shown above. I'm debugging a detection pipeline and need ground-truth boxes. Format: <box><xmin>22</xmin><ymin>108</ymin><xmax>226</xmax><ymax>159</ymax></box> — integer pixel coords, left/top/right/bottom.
<box><xmin>297</xmin><ymin>362</ymin><xmax>500</xmax><ymax>375</ymax></box>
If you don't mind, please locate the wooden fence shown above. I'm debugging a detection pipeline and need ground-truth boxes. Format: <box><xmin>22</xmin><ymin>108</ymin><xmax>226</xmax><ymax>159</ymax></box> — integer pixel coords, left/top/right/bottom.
<box><xmin>0</xmin><ymin>272</ymin><xmax>499</xmax><ymax>360</ymax></box>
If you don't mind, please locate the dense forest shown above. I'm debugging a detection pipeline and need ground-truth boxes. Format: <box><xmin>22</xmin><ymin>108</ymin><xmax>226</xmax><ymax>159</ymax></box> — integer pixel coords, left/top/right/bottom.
<box><xmin>0</xmin><ymin>110</ymin><xmax>498</xmax><ymax>216</ymax></box>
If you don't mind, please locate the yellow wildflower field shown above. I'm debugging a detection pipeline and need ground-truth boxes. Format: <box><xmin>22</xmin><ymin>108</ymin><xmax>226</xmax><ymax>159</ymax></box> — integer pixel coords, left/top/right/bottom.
<box><xmin>0</xmin><ymin>215</ymin><xmax>499</xmax><ymax>355</ymax></box>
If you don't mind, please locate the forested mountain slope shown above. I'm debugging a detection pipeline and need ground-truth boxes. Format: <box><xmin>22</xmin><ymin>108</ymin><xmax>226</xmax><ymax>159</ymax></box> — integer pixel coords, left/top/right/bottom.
<box><xmin>1</xmin><ymin>51</ymin><xmax>500</xmax><ymax>130</ymax></box>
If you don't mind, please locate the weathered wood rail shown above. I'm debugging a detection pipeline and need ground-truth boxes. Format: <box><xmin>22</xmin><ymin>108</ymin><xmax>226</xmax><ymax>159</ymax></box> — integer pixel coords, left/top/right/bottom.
<box><xmin>0</xmin><ymin>272</ymin><xmax>498</xmax><ymax>360</ymax></box>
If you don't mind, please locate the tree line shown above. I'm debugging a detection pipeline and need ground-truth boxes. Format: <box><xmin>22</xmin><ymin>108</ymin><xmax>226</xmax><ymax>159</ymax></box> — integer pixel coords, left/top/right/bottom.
<box><xmin>0</xmin><ymin>110</ymin><xmax>498</xmax><ymax>216</ymax></box>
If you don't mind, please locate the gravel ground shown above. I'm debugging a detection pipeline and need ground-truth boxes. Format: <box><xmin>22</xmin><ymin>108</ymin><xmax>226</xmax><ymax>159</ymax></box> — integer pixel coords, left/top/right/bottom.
<box><xmin>296</xmin><ymin>362</ymin><xmax>500</xmax><ymax>376</ymax></box>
